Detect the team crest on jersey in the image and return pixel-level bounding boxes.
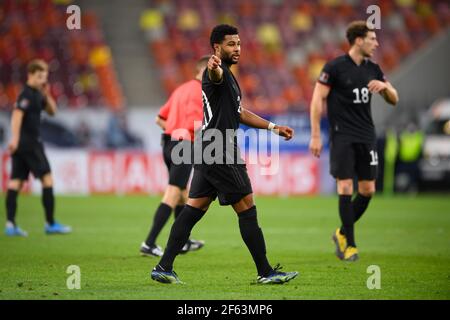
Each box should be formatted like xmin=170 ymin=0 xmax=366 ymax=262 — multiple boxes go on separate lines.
xmin=319 ymin=72 xmax=329 ymax=83
xmin=18 ymin=98 xmax=29 ymax=109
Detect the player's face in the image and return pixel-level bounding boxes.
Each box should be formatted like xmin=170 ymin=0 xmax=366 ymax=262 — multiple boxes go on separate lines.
xmin=217 ymin=35 xmax=241 ymax=65
xmin=360 ymin=31 xmax=379 ymax=58
xmin=29 ymin=70 xmax=49 ymax=87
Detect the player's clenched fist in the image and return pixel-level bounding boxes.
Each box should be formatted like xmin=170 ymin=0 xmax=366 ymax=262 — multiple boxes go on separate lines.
xmin=275 ymin=125 xmax=294 ymax=141
xmin=208 ymin=55 xmax=221 ymax=70
xmin=367 ymin=80 xmax=387 ymax=93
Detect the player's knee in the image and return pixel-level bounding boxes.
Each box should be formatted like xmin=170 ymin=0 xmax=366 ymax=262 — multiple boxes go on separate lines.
xmin=359 ymin=186 xmax=375 ymax=197
xmin=178 ymin=189 xmax=188 ymax=205
xmin=186 ymin=197 xmax=211 ymax=211
xmin=232 ymin=194 xmax=255 ymax=213
xmin=162 ymin=185 xmax=182 ymax=207
xmin=337 ymin=180 xmax=353 ymax=195
xmin=41 ymin=174 xmax=53 ymax=188
xmin=8 ymin=179 xmax=23 ymax=191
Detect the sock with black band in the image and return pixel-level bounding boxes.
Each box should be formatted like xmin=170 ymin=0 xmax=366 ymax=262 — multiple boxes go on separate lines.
xmin=145 ymin=203 xmax=173 ymax=247
xmin=6 ymin=189 xmax=18 ymax=225
xmin=158 ymin=205 xmax=206 ymax=270
xmin=238 ymin=206 xmax=273 ymax=277
xmin=339 ymin=195 xmax=356 ymax=247
xmin=174 ymin=205 xmax=184 ymax=219
xmin=42 ymin=187 xmax=55 ymax=226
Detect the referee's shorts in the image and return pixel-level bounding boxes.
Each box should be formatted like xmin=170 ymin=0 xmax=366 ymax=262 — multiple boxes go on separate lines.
xmin=162 ymin=134 xmax=193 ymax=189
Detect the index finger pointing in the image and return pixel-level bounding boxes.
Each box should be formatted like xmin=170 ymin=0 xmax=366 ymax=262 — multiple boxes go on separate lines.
xmin=214 ymin=47 xmax=222 ymax=60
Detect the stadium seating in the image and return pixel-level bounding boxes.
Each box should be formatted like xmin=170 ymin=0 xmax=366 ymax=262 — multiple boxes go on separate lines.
xmin=141 ymin=0 xmax=450 ymax=114
xmin=0 ymin=0 xmax=124 ymax=110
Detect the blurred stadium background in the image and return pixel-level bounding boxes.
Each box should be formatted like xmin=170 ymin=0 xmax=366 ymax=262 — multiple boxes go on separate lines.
xmin=0 ymin=0 xmax=449 ymax=196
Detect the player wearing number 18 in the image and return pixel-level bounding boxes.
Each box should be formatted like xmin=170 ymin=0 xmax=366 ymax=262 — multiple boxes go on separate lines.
xmin=309 ymin=21 xmax=399 ymax=261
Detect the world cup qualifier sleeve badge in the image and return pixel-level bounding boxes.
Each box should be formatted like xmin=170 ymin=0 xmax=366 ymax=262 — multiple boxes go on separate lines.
xmin=319 ymin=71 xmax=330 ymax=85
xmin=16 ymin=98 xmax=30 ymax=111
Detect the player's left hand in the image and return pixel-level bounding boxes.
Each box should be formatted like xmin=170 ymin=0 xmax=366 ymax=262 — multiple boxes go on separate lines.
xmin=368 ymin=80 xmax=387 ymax=94
xmin=274 ymin=125 xmax=294 ymax=140
xmin=41 ymin=83 xmax=50 ymax=96
xmin=8 ymin=139 xmax=18 ymax=155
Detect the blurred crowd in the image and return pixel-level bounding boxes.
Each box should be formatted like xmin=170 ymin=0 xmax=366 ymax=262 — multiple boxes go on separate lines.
xmin=0 ymin=0 xmax=124 ymax=110
xmin=1 ymin=0 xmax=448 ymax=113
xmin=140 ymin=0 xmax=450 ymax=113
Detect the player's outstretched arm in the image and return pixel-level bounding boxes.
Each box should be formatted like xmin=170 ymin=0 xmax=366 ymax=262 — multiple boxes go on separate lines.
xmin=8 ymin=109 xmax=24 ymax=154
xmin=207 ymin=51 xmax=223 ymax=84
xmin=368 ymin=80 xmax=399 ymax=106
xmin=239 ymin=107 xmax=294 ymax=140
xmin=309 ymin=82 xmax=330 ymax=158
xmin=42 ymin=83 xmax=57 ymax=116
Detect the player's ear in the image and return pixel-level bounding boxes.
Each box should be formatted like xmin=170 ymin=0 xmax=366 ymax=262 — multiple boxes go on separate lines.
xmin=214 ymin=44 xmax=221 ymax=58
xmin=355 ymin=37 xmax=363 ymax=47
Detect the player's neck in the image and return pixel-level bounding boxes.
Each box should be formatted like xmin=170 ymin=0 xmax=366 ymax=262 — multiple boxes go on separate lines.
xmin=348 ymin=48 xmax=364 ymax=66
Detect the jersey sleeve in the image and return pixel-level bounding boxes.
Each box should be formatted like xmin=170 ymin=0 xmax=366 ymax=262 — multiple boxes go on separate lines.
xmin=204 ymin=66 xmax=225 ymax=87
xmin=318 ymin=61 xmax=336 ymax=87
xmin=14 ymin=93 xmax=30 ymax=112
xmin=158 ymin=96 xmax=172 ymax=120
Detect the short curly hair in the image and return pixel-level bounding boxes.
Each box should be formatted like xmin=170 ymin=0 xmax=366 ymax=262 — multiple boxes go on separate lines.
xmin=210 ymin=24 xmax=239 ymax=49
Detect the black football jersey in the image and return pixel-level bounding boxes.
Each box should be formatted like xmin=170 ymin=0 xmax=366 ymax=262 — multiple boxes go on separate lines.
xmin=14 ymin=85 xmax=47 ymax=150
xmin=318 ymin=54 xmax=386 ymax=143
xmin=199 ymin=63 xmax=243 ymax=165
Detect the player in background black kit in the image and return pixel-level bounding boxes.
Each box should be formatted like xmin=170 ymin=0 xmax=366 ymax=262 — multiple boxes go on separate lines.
xmin=309 ymin=21 xmax=399 ymax=261
xmin=5 ymin=59 xmax=72 ymax=236
xmin=151 ymin=24 xmax=298 ymax=284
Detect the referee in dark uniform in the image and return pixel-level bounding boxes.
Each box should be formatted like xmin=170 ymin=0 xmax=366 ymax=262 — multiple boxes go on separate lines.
xmin=151 ymin=24 xmax=298 ymax=284
xmin=309 ymin=21 xmax=399 ymax=261
xmin=5 ymin=59 xmax=71 ymax=236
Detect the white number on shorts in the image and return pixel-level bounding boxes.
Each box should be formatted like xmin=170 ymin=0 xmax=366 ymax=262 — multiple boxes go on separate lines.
xmin=369 ymin=150 xmax=378 ymax=166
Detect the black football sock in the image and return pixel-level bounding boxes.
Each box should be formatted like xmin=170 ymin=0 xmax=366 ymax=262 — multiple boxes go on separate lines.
xmin=158 ymin=205 xmax=206 ymax=270
xmin=145 ymin=203 xmax=173 ymax=247
xmin=6 ymin=189 xmax=18 ymax=225
xmin=174 ymin=205 xmax=184 ymax=219
xmin=353 ymin=193 xmax=372 ymax=223
xmin=340 ymin=193 xmax=372 ymax=232
xmin=238 ymin=206 xmax=273 ymax=277
xmin=42 ymin=187 xmax=55 ymax=226
xmin=339 ymin=195 xmax=356 ymax=247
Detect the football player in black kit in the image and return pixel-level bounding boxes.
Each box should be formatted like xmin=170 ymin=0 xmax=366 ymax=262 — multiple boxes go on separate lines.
xmin=309 ymin=21 xmax=399 ymax=261
xmin=5 ymin=59 xmax=72 ymax=236
xmin=151 ymin=24 xmax=298 ymax=284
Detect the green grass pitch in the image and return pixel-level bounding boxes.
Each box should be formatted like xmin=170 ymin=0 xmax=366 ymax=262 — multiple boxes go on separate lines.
xmin=0 ymin=194 xmax=449 ymax=300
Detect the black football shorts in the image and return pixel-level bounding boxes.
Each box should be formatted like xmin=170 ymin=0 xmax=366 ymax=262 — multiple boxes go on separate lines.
xmin=329 ymin=136 xmax=378 ymax=181
xmin=189 ymin=164 xmax=253 ymax=206
xmin=11 ymin=143 xmax=51 ymax=180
